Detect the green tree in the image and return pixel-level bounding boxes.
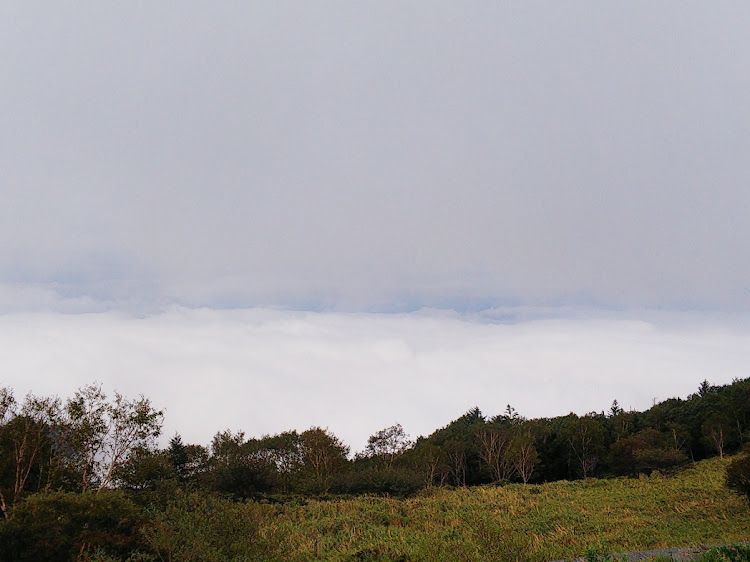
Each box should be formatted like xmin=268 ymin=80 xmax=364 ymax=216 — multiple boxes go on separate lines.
xmin=63 ymin=383 xmax=164 ymax=492
xmin=254 ymin=431 xmax=304 ymax=492
xmin=209 ymin=430 xmax=276 ymax=498
xmin=508 ymin=428 xmax=539 ymax=484
xmin=423 ymin=407 xmax=486 ymax=486
xmin=609 ymin=428 xmax=688 ymax=476
xmin=702 ymin=413 xmax=734 ymax=459
xmin=445 ymin=439 xmax=468 ymax=486
xmin=0 ymin=390 xmax=62 ymax=517
xmin=300 ymin=427 xmax=349 ymax=494
xmin=0 ymin=386 xmax=16 ymax=518
xmin=698 ymin=379 xmax=714 ymax=396
xmin=561 ymin=414 xmax=608 ymax=478
xmin=495 ymin=404 xmax=525 ymax=427
xmin=364 ymin=423 xmax=412 ymax=469
xmin=726 ymin=378 xmax=750 ymax=447
xmin=168 ymin=434 xmax=188 ymax=478
xmin=114 ymin=446 xmax=172 ymax=491
xmin=406 ymin=441 xmax=449 ymax=487
xmin=608 ymin=400 xmax=624 ymax=417
xmin=726 ymin=452 xmax=750 ymax=505
xmin=161 ymin=434 xmax=209 ymax=486
xmin=476 ymin=425 xmax=513 ymax=482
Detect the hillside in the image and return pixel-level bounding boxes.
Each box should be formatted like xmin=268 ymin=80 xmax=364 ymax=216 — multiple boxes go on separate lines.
xmin=3 ymin=379 xmax=750 ymax=560
xmin=266 ymin=456 xmax=749 ymax=561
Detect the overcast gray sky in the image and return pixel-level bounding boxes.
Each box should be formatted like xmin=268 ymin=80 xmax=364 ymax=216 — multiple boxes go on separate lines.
xmin=2 ymin=2 xmax=748 ymax=312
xmin=2 ymin=4 xmax=749 ymax=448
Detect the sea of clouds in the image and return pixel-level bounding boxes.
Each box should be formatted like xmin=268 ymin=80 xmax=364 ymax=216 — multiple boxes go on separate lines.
xmin=2 ymin=306 xmax=748 ymax=454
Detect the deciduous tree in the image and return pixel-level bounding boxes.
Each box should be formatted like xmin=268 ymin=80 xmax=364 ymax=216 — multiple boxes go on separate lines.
xmin=562 ymin=414 xmax=608 ymax=478
xmin=63 ymin=383 xmax=163 ymax=492
xmin=300 ymin=427 xmax=349 ymax=494
xmin=477 ymin=426 xmax=513 ymax=482
xmin=509 ymin=429 xmax=539 ymax=484
xmin=0 ymin=390 xmax=61 ymax=516
xmin=364 ymin=424 xmax=412 ymax=468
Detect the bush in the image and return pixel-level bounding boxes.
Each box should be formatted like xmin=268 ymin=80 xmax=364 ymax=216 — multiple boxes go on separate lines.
xmin=140 ymin=491 xmax=282 ymax=561
xmin=699 ymin=544 xmax=750 ymax=561
xmin=344 ymin=466 xmax=424 ymax=496
xmin=609 ymin=429 xmax=688 ymax=476
xmin=0 ymin=490 xmax=149 ymax=561
xmin=726 ymin=454 xmax=750 ymax=505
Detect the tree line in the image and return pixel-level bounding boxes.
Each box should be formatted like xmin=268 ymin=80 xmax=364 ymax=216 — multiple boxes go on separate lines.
xmin=2 ymin=377 xmax=750 ymax=507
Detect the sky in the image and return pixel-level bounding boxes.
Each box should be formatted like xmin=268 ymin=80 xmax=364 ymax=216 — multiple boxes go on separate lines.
xmin=1 ymin=4 xmax=749 ymax=451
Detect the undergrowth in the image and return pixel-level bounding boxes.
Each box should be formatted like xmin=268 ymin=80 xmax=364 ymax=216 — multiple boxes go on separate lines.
xmin=264 ymin=457 xmax=749 ymax=561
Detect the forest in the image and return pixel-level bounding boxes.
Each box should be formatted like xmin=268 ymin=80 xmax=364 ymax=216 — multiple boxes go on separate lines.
xmin=1 ymin=377 xmax=750 ymax=560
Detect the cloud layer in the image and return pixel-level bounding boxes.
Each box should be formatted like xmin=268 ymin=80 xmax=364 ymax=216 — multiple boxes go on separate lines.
xmin=2 ymin=308 xmax=748 ymax=452
xmin=1 ymin=3 xmax=749 ymax=310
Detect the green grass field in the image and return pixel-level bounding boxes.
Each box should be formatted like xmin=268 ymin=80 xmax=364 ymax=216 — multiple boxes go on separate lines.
xmin=260 ymin=457 xmax=749 ymax=561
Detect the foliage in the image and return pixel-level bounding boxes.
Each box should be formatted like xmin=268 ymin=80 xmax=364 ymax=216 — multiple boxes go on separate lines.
xmin=4 ymin=377 xmax=750 ymax=502
xmin=698 ymin=544 xmax=750 ymax=562
xmin=509 ymin=427 xmax=539 ymax=484
xmin=113 ymin=446 xmax=172 ymax=492
xmin=208 ymin=429 xmax=278 ymax=499
xmin=1 ymin=435 xmax=748 ymax=560
xmin=363 ymin=424 xmax=412 ymax=468
xmin=405 ymin=441 xmax=450 ymax=487
xmin=299 ymin=427 xmax=350 ymax=494
xmin=0 ymin=490 xmax=148 ymax=561
xmin=0 ymin=389 xmax=62 ymax=515
xmin=725 ymin=453 xmax=750 ymax=504
xmin=266 ymin=457 xmax=749 ymax=561
xmin=345 ymin=464 xmax=424 ymax=496
xmin=172 ymin=438 xmax=210 ymax=484
xmin=609 ymin=428 xmax=688 ymax=476
xmin=476 ymin=424 xmax=514 ymax=481
xmin=582 ymin=537 xmax=616 ymax=562
xmin=140 ymin=491 xmax=281 ymax=561
xmin=1 ymin=378 xmax=750 ymax=560
xmin=562 ymin=413 xmax=609 ymax=478
xmin=64 ymin=383 xmax=164 ymax=492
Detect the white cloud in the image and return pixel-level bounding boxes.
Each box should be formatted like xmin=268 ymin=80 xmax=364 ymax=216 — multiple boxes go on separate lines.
xmin=1 ymin=307 xmax=748 ymax=453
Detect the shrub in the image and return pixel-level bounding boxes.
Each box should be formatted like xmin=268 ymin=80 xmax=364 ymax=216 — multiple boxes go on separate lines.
xmin=726 ymin=454 xmax=750 ymax=505
xmin=140 ymin=491 xmax=282 ymax=561
xmin=0 ymin=490 xmax=149 ymax=561
xmin=699 ymin=544 xmax=750 ymax=561
xmin=345 ymin=466 xmax=424 ymax=496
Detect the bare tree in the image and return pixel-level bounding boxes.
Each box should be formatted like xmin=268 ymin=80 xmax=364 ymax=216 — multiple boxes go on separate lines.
xmin=477 ymin=427 xmax=513 ymax=481
xmin=702 ymin=415 xmax=731 ymax=459
xmin=410 ymin=443 xmax=449 ymax=487
xmin=509 ymin=430 xmax=538 ymax=484
xmin=445 ymin=440 xmax=467 ymax=487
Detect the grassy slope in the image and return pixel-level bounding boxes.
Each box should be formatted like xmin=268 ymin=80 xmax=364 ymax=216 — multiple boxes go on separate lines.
xmin=265 ymin=457 xmax=750 ymax=561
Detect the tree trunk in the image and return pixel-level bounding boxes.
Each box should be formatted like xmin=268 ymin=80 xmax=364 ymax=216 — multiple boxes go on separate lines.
xmin=0 ymin=490 xmax=8 ymax=520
